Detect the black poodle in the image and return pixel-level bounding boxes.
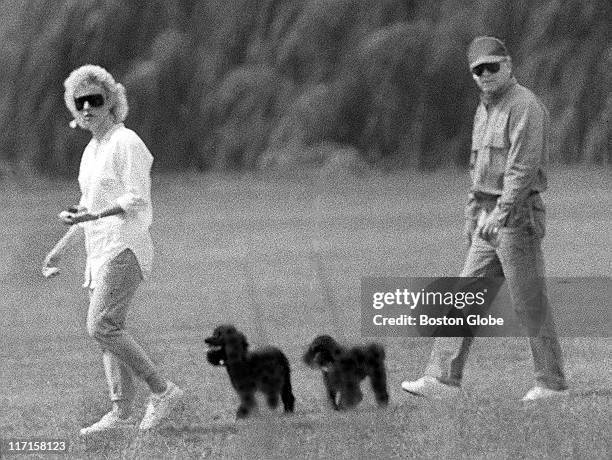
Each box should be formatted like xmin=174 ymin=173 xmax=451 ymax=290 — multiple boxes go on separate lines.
xmin=205 ymin=324 xmax=295 ymax=418
xmin=303 ymin=335 xmax=389 ymax=410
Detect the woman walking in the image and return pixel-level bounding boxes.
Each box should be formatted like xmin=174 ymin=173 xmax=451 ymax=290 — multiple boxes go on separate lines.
xmin=43 ymin=65 xmax=183 ymax=434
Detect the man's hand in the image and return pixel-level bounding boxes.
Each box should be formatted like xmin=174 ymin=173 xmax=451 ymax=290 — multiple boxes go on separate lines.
xmin=477 ymin=207 xmax=503 ymax=243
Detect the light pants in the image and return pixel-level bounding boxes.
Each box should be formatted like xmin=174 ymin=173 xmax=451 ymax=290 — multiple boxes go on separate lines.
xmin=424 ymin=219 xmax=567 ymax=391
xmin=87 ymin=249 xmax=158 ymax=403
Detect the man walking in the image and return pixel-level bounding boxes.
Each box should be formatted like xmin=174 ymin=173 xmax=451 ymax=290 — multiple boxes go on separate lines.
xmin=401 ymin=36 xmax=568 ymax=400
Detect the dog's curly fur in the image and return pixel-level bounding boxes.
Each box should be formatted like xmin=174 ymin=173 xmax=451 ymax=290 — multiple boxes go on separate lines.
xmin=205 ymin=324 xmax=295 ymax=418
xmin=303 ymin=335 xmax=389 ymax=410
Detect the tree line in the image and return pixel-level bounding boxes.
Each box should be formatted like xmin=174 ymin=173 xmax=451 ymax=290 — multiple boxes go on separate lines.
xmin=0 ymin=0 xmax=609 ymax=176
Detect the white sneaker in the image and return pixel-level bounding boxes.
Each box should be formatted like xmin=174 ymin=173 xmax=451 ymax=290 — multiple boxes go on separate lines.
xmin=522 ymin=386 xmax=569 ymax=401
xmin=79 ymin=411 xmax=136 ymax=436
xmin=139 ymin=381 xmax=184 ymax=430
xmin=401 ymin=376 xmax=461 ymax=399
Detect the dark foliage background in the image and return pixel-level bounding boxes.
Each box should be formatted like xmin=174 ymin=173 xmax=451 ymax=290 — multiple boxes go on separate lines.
xmin=0 ymin=0 xmax=609 ymax=176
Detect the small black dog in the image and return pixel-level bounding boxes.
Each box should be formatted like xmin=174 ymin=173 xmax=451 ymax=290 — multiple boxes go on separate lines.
xmin=205 ymin=324 xmax=295 ymax=418
xmin=303 ymin=335 xmax=389 ymax=410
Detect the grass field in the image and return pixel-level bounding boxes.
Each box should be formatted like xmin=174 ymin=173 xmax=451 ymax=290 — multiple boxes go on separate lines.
xmin=0 ymin=167 xmax=610 ymax=459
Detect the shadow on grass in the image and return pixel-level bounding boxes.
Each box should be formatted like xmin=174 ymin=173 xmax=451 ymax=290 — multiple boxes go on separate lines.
xmin=158 ymin=424 xmax=238 ymax=435
xmin=572 ymin=388 xmax=612 ymax=397
xmin=81 ymin=429 xmax=137 ymax=456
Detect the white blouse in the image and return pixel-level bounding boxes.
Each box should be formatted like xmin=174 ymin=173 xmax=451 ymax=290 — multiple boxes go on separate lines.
xmin=77 ymin=124 xmax=154 ymax=288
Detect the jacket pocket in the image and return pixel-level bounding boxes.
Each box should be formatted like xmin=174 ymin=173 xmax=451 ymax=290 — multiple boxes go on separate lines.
xmin=483 ymin=130 xmax=509 ymax=191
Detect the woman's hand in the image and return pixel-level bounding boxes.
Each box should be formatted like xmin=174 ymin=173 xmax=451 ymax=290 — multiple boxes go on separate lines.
xmin=69 ymin=211 xmax=99 ymax=224
xmin=43 ymin=250 xmax=60 ymax=268
xmin=58 ymin=208 xmax=98 ymax=225
xmin=42 ymin=251 xmax=61 ymax=278
xmin=42 ymin=207 xmax=84 ymax=278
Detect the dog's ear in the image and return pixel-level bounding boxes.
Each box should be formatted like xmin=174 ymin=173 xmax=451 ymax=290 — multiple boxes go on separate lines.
xmin=225 ymin=331 xmax=248 ymax=361
xmin=206 ymin=348 xmax=225 ymax=366
xmin=323 ymin=336 xmax=342 ymax=362
xmin=316 ymin=344 xmax=337 ymax=366
xmin=319 ymin=348 xmax=335 ymax=365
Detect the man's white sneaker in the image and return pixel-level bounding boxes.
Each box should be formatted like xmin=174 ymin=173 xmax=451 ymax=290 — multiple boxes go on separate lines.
xmin=79 ymin=411 xmax=136 ymax=436
xmin=139 ymin=381 xmax=184 ymax=430
xmin=401 ymin=376 xmax=461 ymax=399
xmin=522 ymin=386 xmax=568 ymax=401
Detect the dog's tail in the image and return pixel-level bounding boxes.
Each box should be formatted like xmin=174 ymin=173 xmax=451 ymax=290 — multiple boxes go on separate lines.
xmin=281 ymin=354 xmax=295 ymax=413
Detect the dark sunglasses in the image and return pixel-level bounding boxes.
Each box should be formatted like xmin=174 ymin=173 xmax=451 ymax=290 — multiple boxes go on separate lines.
xmin=471 ymin=62 xmax=501 ymax=77
xmin=74 ymin=94 xmax=105 ymax=111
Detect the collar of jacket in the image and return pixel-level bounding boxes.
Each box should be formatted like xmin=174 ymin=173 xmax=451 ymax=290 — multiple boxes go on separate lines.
xmin=480 ymin=76 xmax=517 ymax=107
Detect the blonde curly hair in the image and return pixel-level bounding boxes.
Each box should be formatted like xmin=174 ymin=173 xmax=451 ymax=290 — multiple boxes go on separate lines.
xmin=64 ymin=65 xmax=129 ymax=125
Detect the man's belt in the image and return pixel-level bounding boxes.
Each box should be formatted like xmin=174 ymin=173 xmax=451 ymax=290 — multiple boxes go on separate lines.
xmin=473 ymin=191 xmax=500 ymax=201
xmin=473 ymin=190 xmax=539 ymax=202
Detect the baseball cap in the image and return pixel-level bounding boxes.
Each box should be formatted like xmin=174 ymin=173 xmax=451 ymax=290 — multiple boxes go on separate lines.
xmin=467 ymin=36 xmax=509 ymax=69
